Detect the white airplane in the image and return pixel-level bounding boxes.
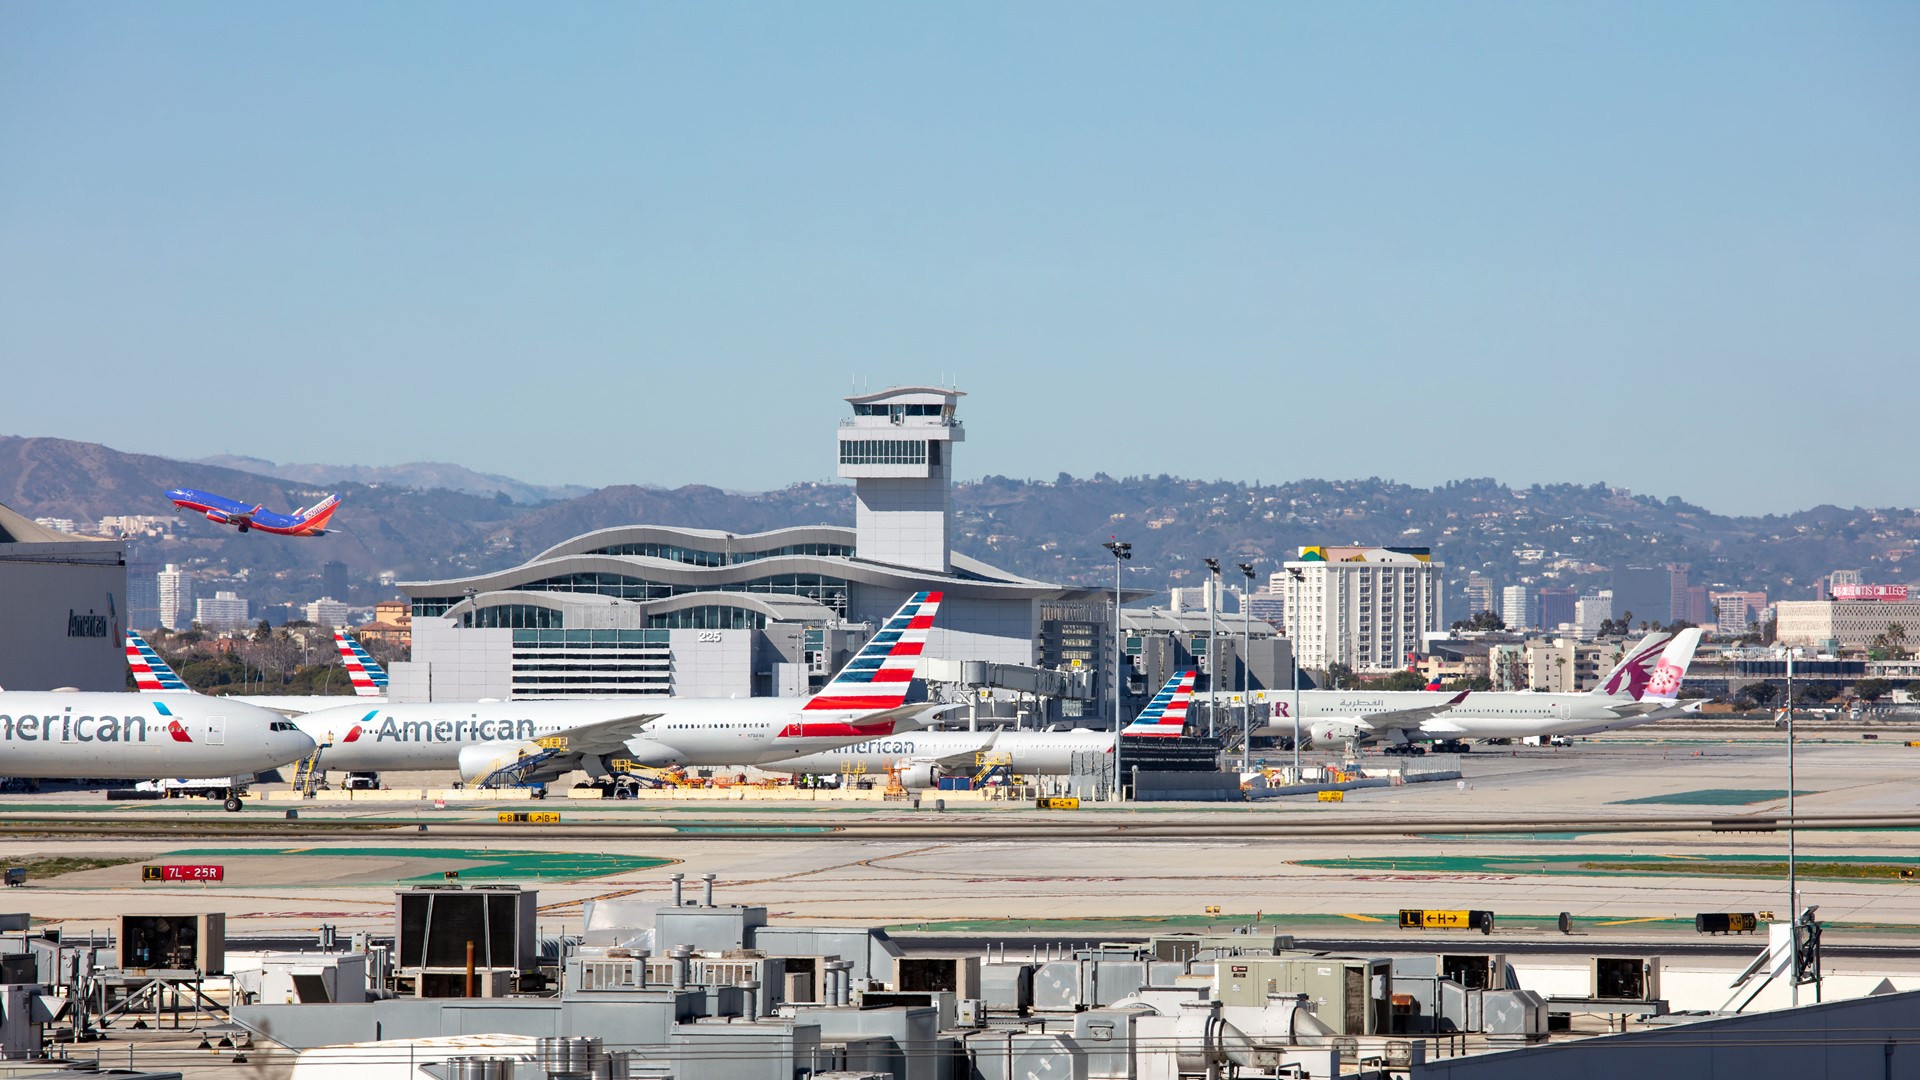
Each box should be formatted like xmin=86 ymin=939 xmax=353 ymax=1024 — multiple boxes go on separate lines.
xmin=758 ymin=669 xmax=1200 ymax=787
xmin=1268 ymin=629 xmax=1704 ymax=747
xmin=0 ymin=692 xmax=314 ymax=809
xmin=125 ymin=629 xmax=389 ymax=712
xmin=294 ymin=591 xmax=958 ymax=785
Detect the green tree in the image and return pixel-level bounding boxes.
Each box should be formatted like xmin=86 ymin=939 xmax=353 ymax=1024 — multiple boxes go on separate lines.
xmin=1853 ymin=678 xmax=1892 ymax=703
xmin=1794 ymin=681 xmax=1840 ymax=705
xmin=1323 ymin=662 xmax=1355 ymax=690
xmin=1743 ymin=682 xmax=1779 ymax=708
xmin=1378 ymin=671 xmax=1429 ymax=692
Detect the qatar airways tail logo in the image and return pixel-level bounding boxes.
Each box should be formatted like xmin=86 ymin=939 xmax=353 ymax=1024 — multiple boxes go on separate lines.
xmin=1601 ymin=640 xmax=1668 ymax=699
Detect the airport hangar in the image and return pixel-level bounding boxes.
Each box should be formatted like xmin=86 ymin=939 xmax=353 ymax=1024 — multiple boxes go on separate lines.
xmin=0 ymin=501 xmax=127 ymax=691
xmin=391 ymin=386 xmax=1292 ymax=717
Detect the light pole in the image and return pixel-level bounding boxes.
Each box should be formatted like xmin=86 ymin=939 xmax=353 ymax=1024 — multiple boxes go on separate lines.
xmin=1204 ymin=558 xmax=1221 ymax=740
xmin=1287 ymin=567 xmax=1306 ymax=776
xmin=1104 ymin=540 xmax=1132 ymax=802
xmin=1787 ymin=645 xmax=1798 ymax=1006
xmin=1238 ymin=562 xmax=1255 ymax=774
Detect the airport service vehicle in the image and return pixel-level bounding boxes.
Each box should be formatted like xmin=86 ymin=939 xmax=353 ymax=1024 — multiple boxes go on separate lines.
xmin=166 ymin=487 xmax=341 ymax=536
xmin=126 ymin=629 xmax=389 ymax=712
xmin=758 ymin=670 xmax=1199 ymax=787
xmin=1270 ymin=629 xmax=1703 ymax=748
xmin=0 ymin=692 xmax=314 ymax=809
xmin=295 ymin=592 xmax=955 ymax=785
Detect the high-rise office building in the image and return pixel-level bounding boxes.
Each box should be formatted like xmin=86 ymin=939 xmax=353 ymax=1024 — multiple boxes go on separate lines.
xmin=1465 ymin=573 xmax=1496 ymax=617
xmin=1537 ymin=587 xmax=1577 ymax=630
xmin=1609 ymin=565 xmax=1676 ymax=627
xmin=322 ymin=560 xmax=350 ymax=603
xmin=1500 ymin=585 xmax=1536 ymax=631
xmin=305 ymin=596 xmax=350 ymax=627
xmin=157 ymin=564 xmax=194 ymax=631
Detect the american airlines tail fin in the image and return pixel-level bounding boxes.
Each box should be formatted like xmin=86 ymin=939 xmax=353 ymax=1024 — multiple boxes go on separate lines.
xmin=1589 ymin=632 xmax=1674 ymax=701
xmin=125 ymin=631 xmax=191 ymax=693
xmin=334 ymin=630 xmax=389 ymax=696
xmin=1642 ymin=628 xmax=1703 ymax=704
xmin=1123 ymin=670 xmax=1197 ymax=736
xmin=803 ymin=592 xmax=943 ymax=712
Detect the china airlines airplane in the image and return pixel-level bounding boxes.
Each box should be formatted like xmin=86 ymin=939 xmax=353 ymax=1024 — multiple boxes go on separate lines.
xmin=756 ymin=669 xmax=1200 ymax=786
xmin=1266 ymin=629 xmax=1703 ymax=747
xmin=293 ymin=592 xmax=956 ymax=785
xmin=126 ymin=630 xmax=388 ymax=712
xmin=0 ymin=692 xmax=313 ymax=809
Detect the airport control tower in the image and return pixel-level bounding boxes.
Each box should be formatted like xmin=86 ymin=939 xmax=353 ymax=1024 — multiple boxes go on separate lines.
xmin=837 ymin=386 xmax=965 ymax=573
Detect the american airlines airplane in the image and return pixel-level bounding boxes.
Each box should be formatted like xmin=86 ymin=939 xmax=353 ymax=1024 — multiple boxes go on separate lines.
xmin=126 ymin=630 xmax=389 ymax=712
xmin=293 ymin=592 xmax=957 ymax=785
xmin=0 ymin=692 xmax=314 ymax=809
xmin=1266 ymin=629 xmax=1704 ymax=747
xmin=757 ymin=670 xmax=1200 ymax=787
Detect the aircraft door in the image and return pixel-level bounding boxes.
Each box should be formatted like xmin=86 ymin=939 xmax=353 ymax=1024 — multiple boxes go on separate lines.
xmin=206 ymin=717 xmax=226 ymax=745
xmin=1550 ymin=702 xmax=1570 ymax=724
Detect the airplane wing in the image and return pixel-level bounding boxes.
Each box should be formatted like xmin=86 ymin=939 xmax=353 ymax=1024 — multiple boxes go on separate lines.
xmin=545 ymin=711 xmax=672 ymax=758
xmin=1350 ymin=691 xmax=1472 ymax=733
xmin=924 ymin=729 xmax=998 ymax=770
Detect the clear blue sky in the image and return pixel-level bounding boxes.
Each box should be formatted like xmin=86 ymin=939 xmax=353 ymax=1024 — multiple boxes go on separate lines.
xmin=3 ymin=3 xmax=1914 ymax=515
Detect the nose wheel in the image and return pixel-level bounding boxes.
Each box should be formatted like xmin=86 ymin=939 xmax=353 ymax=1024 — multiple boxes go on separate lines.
xmin=223 ymin=791 xmax=243 ymax=812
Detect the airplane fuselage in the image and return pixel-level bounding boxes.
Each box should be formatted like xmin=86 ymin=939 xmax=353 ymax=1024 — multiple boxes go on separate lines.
xmin=0 ymin=693 xmax=314 ymax=778
xmin=760 ymin=729 xmax=1116 ymax=778
xmin=296 ymin=697 xmax=935 ymax=774
xmin=1267 ymin=690 xmax=1657 ymax=742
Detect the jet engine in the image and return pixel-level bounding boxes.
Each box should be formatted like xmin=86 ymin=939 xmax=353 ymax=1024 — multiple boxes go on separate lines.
xmin=609 ymin=739 xmax=686 ymax=769
xmin=1307 ymin=721 xmax=1371 ymax=746
xmin=204 ymin=511 xmax=230 ymax=524
xmin=458 ymin=741 xmax=544 ymax=784
xmin=898 ymin=764 xmax=941 ymax=790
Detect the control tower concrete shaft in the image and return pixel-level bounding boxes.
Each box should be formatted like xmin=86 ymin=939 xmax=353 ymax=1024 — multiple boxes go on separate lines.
xmin=837 ymin=386 xmax=965 ymax=573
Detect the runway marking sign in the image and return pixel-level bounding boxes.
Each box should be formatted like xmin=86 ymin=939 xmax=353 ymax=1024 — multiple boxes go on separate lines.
xmin=498 ymin=811 xmax=562 ymax=824
xmin=142 ymin=864 xmax=224 ymax=883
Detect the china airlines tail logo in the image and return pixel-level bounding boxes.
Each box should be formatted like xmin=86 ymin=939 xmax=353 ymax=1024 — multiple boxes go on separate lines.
xmin=801 ymin=591 xmax=942 ymax=713
xmin=1601 ymin=639 xmax=1669 ymax=699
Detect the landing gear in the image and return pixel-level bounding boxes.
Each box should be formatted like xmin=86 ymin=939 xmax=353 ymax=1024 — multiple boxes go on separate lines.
xmin=223 ymin=791 xmax=243 ymax=812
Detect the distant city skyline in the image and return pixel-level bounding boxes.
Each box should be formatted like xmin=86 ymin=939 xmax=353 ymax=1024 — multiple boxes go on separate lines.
xmin=3 ymin=4 xmax=1914 ymax=515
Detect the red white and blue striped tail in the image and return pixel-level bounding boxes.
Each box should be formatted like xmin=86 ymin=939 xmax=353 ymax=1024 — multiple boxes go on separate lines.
xmin=1123 ymin=669 xmax=1197 ymax=736
xmin=125 ymin=631 xmax=191 ymax=693
xmin=803 ymin=591 xmax=943 ymax=712
xmin=334 ymin=630 xmax=389 ymax=696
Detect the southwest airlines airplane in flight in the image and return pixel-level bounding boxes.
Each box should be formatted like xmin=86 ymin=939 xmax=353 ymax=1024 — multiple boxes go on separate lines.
xmin=0 ymin=692 xmax=313 ymax=808
xmin=758 ymin=669 xmax=1200 ymax=787
xmin=167 ymin=487 xmax=341 ymax=536
xmin=294 ymin=591 xmax=957 ymax=785
xmin=1265 ymin=628 xmax=1704 ymax=747
xmin=126 ymin=629 xmax=388 ymax=713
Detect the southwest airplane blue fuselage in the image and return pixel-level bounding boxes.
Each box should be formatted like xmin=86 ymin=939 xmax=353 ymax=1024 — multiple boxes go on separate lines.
xmin=167 ymin=488 xmax=340 ymax=537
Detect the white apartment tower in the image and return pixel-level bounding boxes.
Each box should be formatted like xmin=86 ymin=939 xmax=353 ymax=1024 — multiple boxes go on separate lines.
xmin=156 ymin=563 xmax=194 ymax=631
xmin=837 ymin=386 xmax=965 ymax=573
xmin=194 ymin=590 xmax=251 ymax=631
xmin=1281 ymin=545 xmax=1443 ymax=675
xmin=1501 ymin=585 xmax=1535 ymax=631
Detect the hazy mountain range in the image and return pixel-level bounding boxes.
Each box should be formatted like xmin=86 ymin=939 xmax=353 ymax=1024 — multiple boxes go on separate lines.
xmin=2 ymin=434 xmax=1913 ymax=616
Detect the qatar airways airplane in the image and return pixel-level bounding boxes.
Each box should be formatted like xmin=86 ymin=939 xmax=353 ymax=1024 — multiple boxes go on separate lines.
xmin=0 ymin=692 xmax=314 ymax=809
xmin=294 ymin=592 xmax=957 ymax=785
xmin=1265 ymin=628 xmax=1704 ymax=747
xmin=757 ymin=669 xmax=1200 ymax=787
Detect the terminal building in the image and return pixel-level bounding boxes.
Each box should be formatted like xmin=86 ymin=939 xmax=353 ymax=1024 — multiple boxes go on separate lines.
xmin=393 ymin=387 xmax=1128 ymax=713
xmin=0 ymin=501 xmax=127 ymax=691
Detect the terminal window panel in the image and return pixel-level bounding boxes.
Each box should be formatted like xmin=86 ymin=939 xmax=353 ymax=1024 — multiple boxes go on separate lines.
xmin=838 ymin=439 xmax=928 ymax=466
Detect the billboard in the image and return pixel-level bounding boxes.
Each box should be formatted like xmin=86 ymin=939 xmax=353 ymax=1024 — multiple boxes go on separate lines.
xmin=1832 ymin=584 xmax=1909 ymax=602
